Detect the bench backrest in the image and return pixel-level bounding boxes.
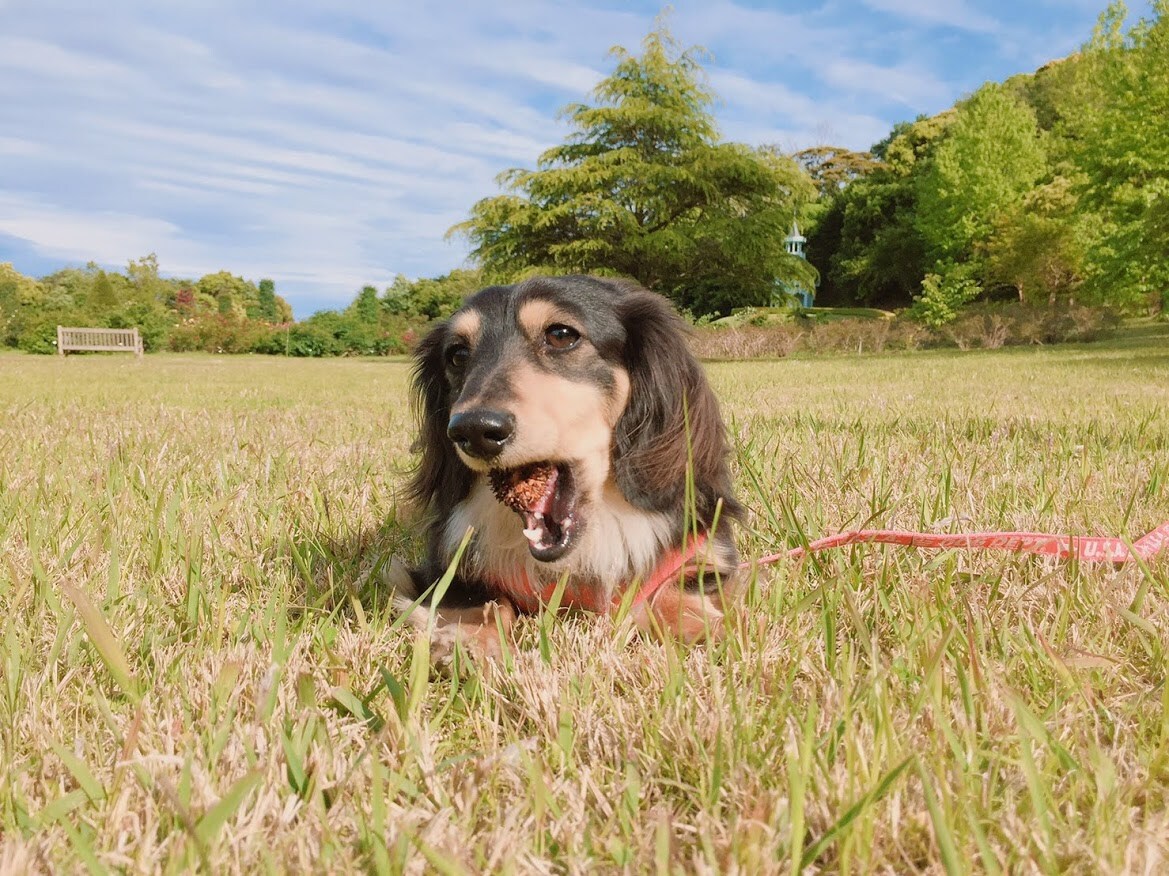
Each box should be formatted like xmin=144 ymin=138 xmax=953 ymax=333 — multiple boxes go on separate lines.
xmin=57 ymin=326 xmax=144 ymax=357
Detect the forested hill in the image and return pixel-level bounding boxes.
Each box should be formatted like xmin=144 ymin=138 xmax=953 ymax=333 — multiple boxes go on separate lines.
xmin=806 ymin=1 xmax=1168 ymax=320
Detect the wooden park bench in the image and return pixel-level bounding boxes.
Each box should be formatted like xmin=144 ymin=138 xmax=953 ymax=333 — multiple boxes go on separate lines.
xmin=57 ymin=326 xmax=144 ymax=358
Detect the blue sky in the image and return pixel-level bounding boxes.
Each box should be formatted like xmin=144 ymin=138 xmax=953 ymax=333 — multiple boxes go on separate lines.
xmin=0 ymin=0 xmax=1149 ymax=317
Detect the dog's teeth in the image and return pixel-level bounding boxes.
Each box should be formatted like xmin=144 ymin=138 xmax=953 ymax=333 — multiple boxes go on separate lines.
xmin=533 ymin=512 xmax=544 ymax=521
xmin=523 ymin=527 xmax=542 ymax=543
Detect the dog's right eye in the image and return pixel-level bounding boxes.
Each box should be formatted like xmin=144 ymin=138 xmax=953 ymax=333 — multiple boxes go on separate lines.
xmin=446 ymin=345 xmax=470 ymax=369
xmin=544 ymin=324 xmax=580 ymax=350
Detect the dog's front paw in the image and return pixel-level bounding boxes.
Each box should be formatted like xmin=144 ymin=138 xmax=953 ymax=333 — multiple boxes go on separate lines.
xmin=380 ymin=556 xmax=418 ymax=598
xmin=396 ymin=594 xmax=516 ymax=668
xmin=630 ymin=588 xmax=725 ymax=644
xmin=429 ymin=600 xmax=516 ymax=666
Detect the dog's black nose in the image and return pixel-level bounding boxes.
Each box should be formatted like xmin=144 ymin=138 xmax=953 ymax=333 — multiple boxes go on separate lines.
xmin=448 ymin=410 xmax=515 ymax=460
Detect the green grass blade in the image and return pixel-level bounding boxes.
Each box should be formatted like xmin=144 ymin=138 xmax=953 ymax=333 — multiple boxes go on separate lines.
xmin=61 ymin=582 xmax=141 ymax=703
xmin=916 ymin=759 xmax=963 ymax=876
xmin=49 ymin=740 xmax=106 ymax=803
xmin=801 ymin=756 xmax=912 ymax=869
xmin=194 ymin=769 xmax=264 ymax=847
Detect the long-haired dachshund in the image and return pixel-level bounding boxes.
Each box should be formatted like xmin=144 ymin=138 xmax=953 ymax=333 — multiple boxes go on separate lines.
xmin=389 ymin=275 xmax=742 ymax=660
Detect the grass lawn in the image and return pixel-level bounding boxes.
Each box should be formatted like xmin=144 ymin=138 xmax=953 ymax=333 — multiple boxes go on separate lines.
xmin=2 ymin=328 xmax=1169 ymax=873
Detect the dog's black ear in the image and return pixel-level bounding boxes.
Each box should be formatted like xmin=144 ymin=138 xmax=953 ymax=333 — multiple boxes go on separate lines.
xmin=612 ymin=288 xmax=741 ymax=525
xmin=409 ymin=322 xmax=473 ymax=520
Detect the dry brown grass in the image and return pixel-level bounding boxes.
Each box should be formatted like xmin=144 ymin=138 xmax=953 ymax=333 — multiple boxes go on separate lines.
xmin=688 ymin=303 xmax=1118 ymax=361
xmin=2 ymin=331 xmax=1168 ymax=873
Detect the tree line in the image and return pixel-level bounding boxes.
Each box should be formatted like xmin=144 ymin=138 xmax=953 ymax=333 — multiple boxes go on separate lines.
xmin=2 ymin=1 xmax=1164 ymax=355
xmin=0 ymin=256 xmax=479 ymax=355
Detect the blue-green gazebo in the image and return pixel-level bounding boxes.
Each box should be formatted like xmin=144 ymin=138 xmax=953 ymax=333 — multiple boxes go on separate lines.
xmin=772 ymin=220 xmax=816 ymax=308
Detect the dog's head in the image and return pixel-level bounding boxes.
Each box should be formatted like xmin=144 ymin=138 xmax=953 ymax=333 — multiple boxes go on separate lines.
xmin=410 ymin=275 xmax=737 ymax=564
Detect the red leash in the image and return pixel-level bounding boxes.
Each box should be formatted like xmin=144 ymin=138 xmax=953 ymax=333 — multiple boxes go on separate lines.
xmin=496 ymin=520 xmax=1169 ymax=615
xmin=751 ymin=520 xmax=1169 ymax=568
xmin=629 ymin=519 xmax=1169 ymax=610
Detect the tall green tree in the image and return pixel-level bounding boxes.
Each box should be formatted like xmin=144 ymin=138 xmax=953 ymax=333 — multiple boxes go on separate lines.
xmin=91 ymin=270 xmax=119 ymax=312
xmin=350 ymin=285 xmax=380 ymax=323
xmin=451 ymin=23 xmax=815 ymax=316
xmin=986 ymin=177 xmax=1085 ymax=302
xmin=126 ymin=253 xmax=163 ymax=302
xmin=257 ymin=278 xmax=280 ymax=322
xmin=197 ymin=271 xmax=256 ymax=320
xmin=1065 ymin=0 xmax=1169 ymax=310
xmin=791 ymin=145 xmax=883 ymax=198
xmin=824 ymin=115 xmax=950 ymax=307
xmin=914 ymin=84 xmax=1047 ymax=270
xmin=382 ymin=270 xmax=478 ymax=320
xmin=0 ymin=263 xmax=45 ymax=346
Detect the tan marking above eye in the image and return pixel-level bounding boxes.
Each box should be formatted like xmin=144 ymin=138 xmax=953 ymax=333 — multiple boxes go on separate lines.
xmin=449 ymin=310 xmax=482 ymax=347
xmin=518 ymin=299 xmax=582 ymax=344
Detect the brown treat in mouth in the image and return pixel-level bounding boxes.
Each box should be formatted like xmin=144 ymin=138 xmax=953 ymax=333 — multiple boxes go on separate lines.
xmin=489 ymin=462 xmax=558 ymax=513
xmin=489 ymin=461 xmax=580 ymax=561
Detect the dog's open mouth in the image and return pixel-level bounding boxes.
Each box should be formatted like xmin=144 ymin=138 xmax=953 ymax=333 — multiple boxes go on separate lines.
xmin=489 ymin=462 xmax=580 ymax=562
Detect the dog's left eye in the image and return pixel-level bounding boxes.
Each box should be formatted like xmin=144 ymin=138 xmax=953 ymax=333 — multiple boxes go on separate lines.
xmin=446 ymin=344 xmax=470 ymax=369
xmin=544 ymin=324 xmax=580 ymax=350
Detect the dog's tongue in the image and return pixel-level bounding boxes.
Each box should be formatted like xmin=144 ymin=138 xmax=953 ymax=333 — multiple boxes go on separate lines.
xmin=527 ymin=473 xmax=557 ymax=516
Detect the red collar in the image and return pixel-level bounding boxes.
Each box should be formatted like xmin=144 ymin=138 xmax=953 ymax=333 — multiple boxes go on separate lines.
xmin=490 ymin=532 xmax=708 ymax=614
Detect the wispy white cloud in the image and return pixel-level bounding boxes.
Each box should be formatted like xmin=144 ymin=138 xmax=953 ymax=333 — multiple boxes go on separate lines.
xmin=0 ymin=35 xmax=137 ymax=82
xmin=859 ymin=0 xmax=1001 ymax=33
xmin=0 ymin=136 xmax=39 ymax=156
xmin=711 ymin=71 xmax=892 ymax=151
xmin=0 ymin=195 xmax=184 ymax=267
xmin=820 ymin=59 xmax=950 ymax=108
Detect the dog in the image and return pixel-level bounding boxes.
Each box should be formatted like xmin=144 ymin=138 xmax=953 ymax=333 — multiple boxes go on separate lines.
xmin=389 ymin=275 xmax=742 ymax=660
